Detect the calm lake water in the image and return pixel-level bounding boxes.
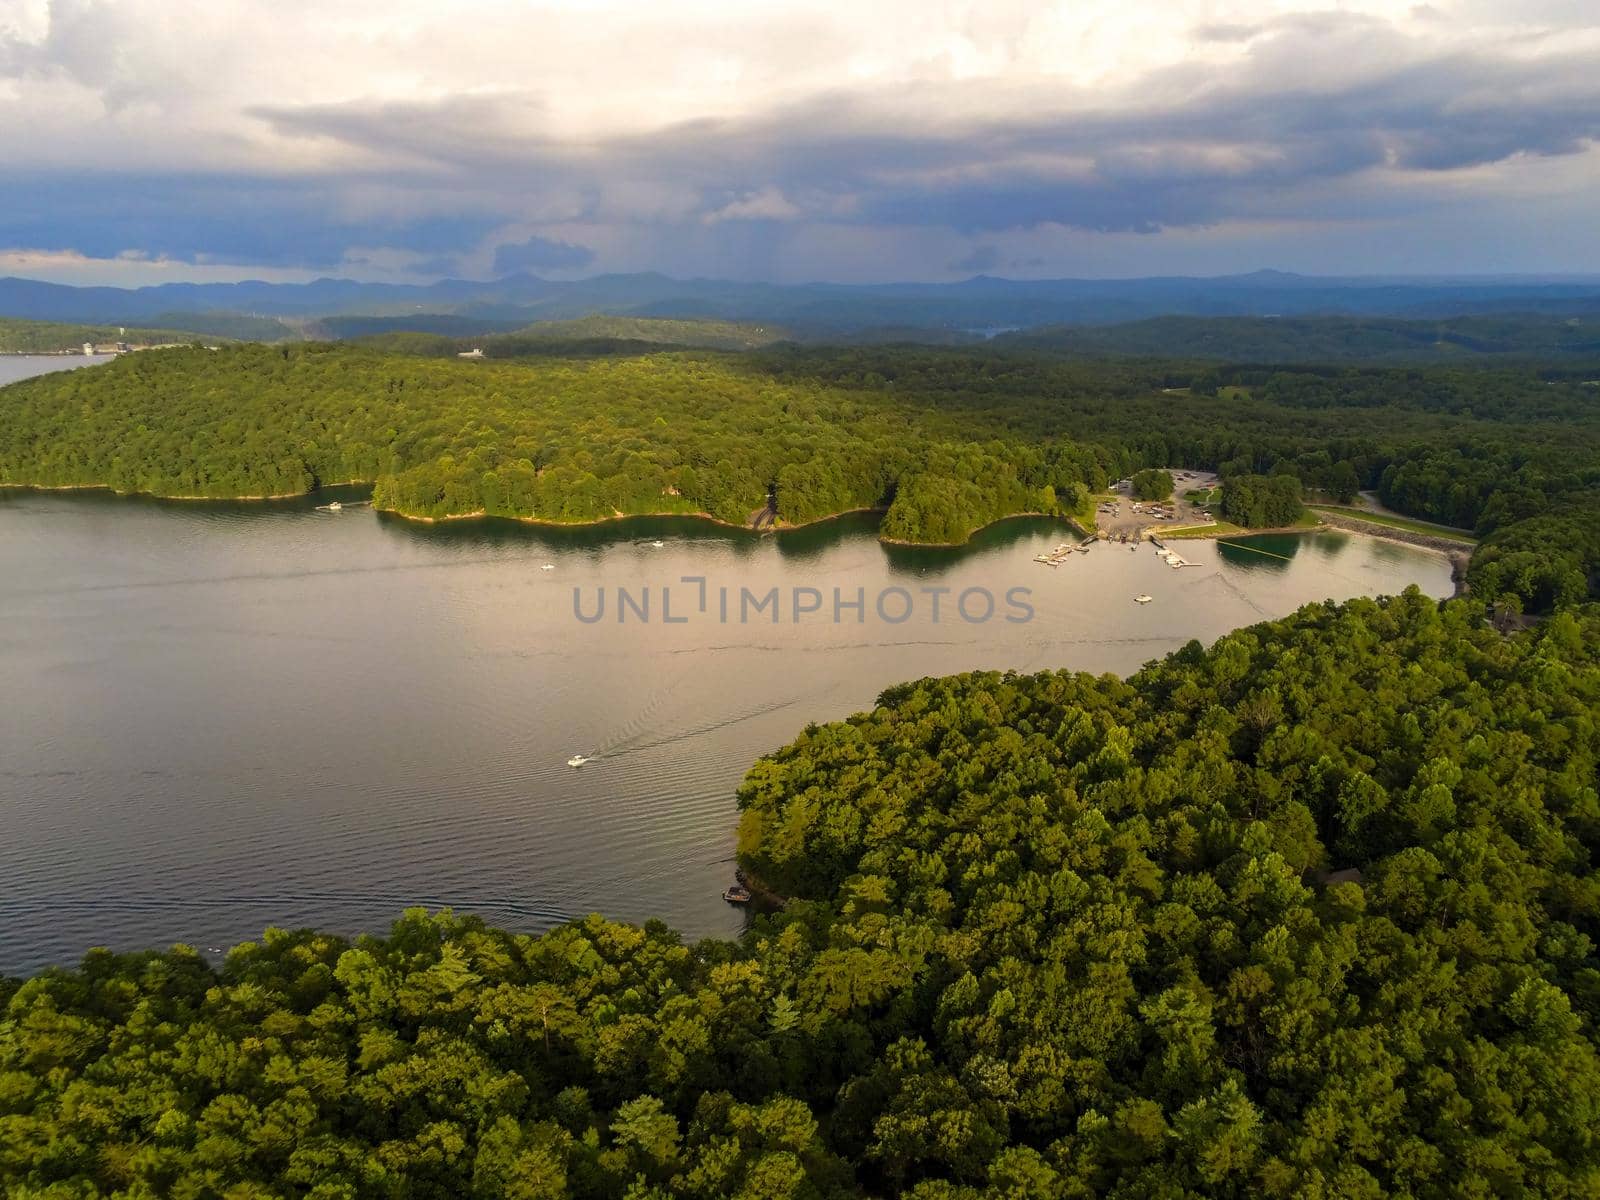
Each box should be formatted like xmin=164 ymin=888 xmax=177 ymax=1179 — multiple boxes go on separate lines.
xmin=0 ymin=354 xmax=113 ymax=385
xmin=0 ymin=485 xmax=1455 ymax=973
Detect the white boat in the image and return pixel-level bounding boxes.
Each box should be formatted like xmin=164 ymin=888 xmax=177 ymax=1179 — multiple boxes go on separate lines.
xmin=327 ymin=501 xmax=342 ymax=512
xmin=650 ymin=540 xmax=664 ymax=548
xmin=1134 ymin=594 xmax=1153 ymax=604
xmin=567 ymin=754 xmax=590 ymax=768
xmin=540 ymin=563 xmax=555 ymax=571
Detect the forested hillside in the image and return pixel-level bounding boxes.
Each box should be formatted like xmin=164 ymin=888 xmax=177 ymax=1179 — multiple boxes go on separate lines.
xmin=0 ymin=318 xmax=213 ymax=354
xmin=2 ymin=342 xmax=1599 ymax=604
xmin=353 ymin=314 xmax=788 ymax=357
xmin=505 ymin=316 xmax=788 ymax=351
xmin=4 ymin=593 xmax=1598 ymax=1197
xmin=0 ymin=344 xmax=1105 ymax=544
xmin=1218 ymin=474 xmax=1303 ymax=528
xmin=998 ymin=314 xmax=1600 ymax=363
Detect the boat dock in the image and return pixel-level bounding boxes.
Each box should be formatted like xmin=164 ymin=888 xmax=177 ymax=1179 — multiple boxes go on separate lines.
xmin=1032 ymin=532 xmax=1102 ymax=566
xmin=1033 ymin=529 xmax=1199 ymax=572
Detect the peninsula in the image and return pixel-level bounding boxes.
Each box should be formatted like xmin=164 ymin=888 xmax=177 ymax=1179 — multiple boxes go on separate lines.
xmin=0 ymin=341 xmax=1595 ymax=610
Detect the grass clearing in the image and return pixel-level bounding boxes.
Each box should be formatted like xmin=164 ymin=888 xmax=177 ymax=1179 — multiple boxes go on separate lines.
xmin=1157 ymin=520 xmax=1245 ymax=539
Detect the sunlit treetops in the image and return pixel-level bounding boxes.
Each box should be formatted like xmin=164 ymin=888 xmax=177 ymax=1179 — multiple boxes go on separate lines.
xmin=2 ymin=592 xmax=1598 ymax=1196
xmin=2 ymin=341 xmax=1598 ymax=606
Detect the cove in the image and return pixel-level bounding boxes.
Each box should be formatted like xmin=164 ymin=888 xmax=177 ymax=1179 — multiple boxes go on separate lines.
xmin=0 ymin=488 xmax=1453 ymax=972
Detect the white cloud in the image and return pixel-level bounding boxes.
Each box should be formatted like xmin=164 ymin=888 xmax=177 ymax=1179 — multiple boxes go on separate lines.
xmin=2 ymin=0 xmax=1559 ymax=171
xmin=2 ymin=1 xmax=1598 ymax=280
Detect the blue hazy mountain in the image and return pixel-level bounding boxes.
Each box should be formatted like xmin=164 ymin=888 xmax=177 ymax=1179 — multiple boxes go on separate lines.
xmin=3 ymin=269 xmax=1599 ymax=337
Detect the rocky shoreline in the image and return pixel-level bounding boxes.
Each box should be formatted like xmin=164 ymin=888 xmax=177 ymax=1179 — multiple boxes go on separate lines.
xmin=1315 ymin=510 xmax=1474 ymax=595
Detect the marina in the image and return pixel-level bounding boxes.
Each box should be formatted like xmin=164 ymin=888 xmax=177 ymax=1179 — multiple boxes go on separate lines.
xmin=1034 ymin=532 xmax=1199 ymax=573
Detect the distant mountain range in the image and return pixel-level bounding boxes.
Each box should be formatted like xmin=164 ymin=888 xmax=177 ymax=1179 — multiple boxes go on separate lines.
xmin=4 ymin=269 xmax=1600 ymax=339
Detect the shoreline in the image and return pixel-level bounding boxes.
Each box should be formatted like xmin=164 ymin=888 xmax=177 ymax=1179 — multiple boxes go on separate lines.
xmin=0 ymin=479 xmax=1472 ymax=561
xmin=0 ymin=480 xmax=885 ymax=539
xmin=1310 ymin=507 xmax=1476 ymax=545
xmin=1311 ymin=510 xmax=1475 ymax=558
xmin=386 ymin=502 xmax=1102 ymax=547
xmin=0 ymin=482 xmax=308 ymax=501
xmin=375 ymin=503 xmax=768 ymax=535
xmin=878 ymin=510 xmax=1092 ymax=548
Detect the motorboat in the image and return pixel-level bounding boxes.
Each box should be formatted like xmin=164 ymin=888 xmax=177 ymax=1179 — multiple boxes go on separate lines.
xmin=722 ymin=884 xmax=752 ymax=904
xmin=1134 ymin=594 xmax=1153 ymax=604
xmin=540 ymin=563 xmax=556 ymax=571
xmin=567 ymin=754 xmax=591 ymax=768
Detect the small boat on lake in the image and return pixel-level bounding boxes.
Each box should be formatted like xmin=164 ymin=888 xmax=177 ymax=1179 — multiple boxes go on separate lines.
xmin=650 ymin=540 xmax=664 ymax=548
xmin=540 ymin=563 xmax=555 ymax=571
xmin=1135 ymin=594 xmax=1153 ymax=604
xmin=327 ymin=501 xmax=342 ymax=512
xmin=567 ymin=754 xmax=591 ymax=768
xmin=722 ymin=884 xmax=752 ymax=904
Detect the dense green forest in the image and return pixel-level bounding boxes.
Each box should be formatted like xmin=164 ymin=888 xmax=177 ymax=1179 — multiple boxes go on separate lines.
xmin=2 ymin=342 xmax=1599 ymax=603
xmin=4 ymin=593 xmax=1598 ymax=1197
xmin=0 ymin=318 xmax=217 ymax=354
xmin=998 ymin=314 xmax=1600 ymax=363
xmin=0 ymin=314 xmax=293 ymax=349
xmin=1218 ymin=475 xmax=1304 ymax=529
xmin=346 ymin=316 xmax=787 ymax=355
xmin=313 ymin=315 xmax=528 ymax=341
xmin=0 ymin=344 xmax=1104 ymax=544
xmin=499 ymin=316 xmax=789 ymax=351
xmin=1129 ymin=469 xmax=1173 ymax=501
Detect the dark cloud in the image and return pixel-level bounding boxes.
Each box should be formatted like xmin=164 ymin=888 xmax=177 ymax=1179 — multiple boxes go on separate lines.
xmin=948 ymin=245 xmax=1002 ymax=273
xmin=249 ymin=14 xmax=1600 ymax=251
xmin=492 ymin=235 xmax=596 ymax=274
xmin=8 ymin=7 xmax=1600 ymax=277
xmin=407 ymin=255 xmax=467 ymax=277
xmin=0 ymin=172 xmax=502 ymax=269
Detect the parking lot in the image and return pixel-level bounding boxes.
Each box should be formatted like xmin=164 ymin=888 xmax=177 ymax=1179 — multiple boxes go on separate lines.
xmin=1097 ymin=470 xmax=1220 ymax=535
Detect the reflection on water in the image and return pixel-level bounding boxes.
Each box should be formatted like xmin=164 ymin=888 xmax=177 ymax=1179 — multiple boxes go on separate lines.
xmin=0 ymin=489 xmax=1454 ymax=972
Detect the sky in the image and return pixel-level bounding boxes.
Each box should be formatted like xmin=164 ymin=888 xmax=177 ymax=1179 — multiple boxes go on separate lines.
xmin=1 ymin=0 xmax=1598 ymax=286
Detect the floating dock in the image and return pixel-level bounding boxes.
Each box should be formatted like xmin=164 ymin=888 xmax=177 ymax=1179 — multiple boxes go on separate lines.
xmin=1035 ymin=541 xmax=1077 ymax=567
xmin=1034 ymin=535 xmax=1101 ymax=567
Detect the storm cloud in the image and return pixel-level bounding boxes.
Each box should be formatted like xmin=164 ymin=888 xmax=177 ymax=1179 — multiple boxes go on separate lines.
xmin=1 ymin=0 xmax=1597 ymax=282
xmin=492 ymin=235 xmax=596 ymax=274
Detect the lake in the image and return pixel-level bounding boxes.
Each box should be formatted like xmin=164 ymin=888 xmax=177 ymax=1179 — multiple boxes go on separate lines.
xmin=0 ymin=354 xmax=113 ymax=386
xmin=0 ymin=486 xmax=1457 ymax=973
